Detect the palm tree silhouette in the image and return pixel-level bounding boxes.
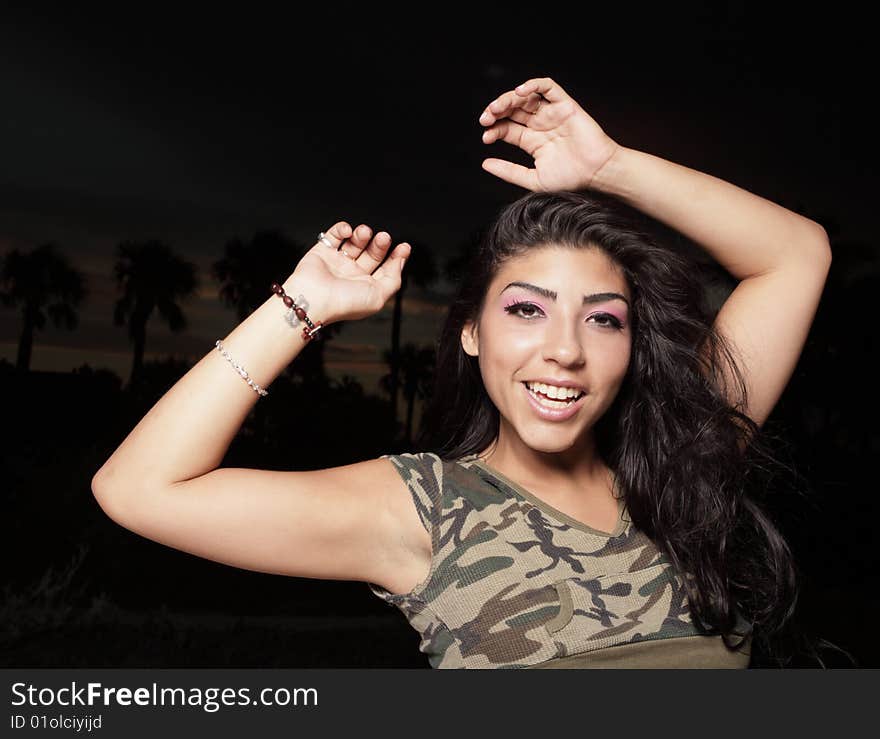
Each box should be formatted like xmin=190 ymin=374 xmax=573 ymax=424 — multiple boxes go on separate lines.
xmin=388 ymin=240 xmax=437 ymax=427
xmin=112 ymin=240 xmax=198 ymax=389
xmin=212 ymin=229 xmax=345 ymax=386
xmin=380 ymin=342 xmax=436 ymax=446
xmin=0 ymin=242 xmax=87 ymax=372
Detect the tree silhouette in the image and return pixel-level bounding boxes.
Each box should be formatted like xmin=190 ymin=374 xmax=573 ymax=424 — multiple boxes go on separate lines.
xmin=112 ymin=240 xmax=198 ymax=389
xmin=388 ymin=240 xmax=437 ymax=427
xmin=212 ymin=229 xmax=344 ymax=386
xmin=380 ymin=342 xmax=436 ymax=446
xmin=0 ymin=242 xmax=87 ymax=372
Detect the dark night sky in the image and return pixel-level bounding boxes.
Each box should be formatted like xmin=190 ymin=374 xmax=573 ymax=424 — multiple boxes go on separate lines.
xmin=0 ymin=5 xmax=873 ymax=383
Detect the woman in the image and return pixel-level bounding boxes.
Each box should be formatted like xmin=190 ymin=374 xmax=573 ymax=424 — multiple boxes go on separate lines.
xmin=91 ymin=77 xmax=833 ymax=668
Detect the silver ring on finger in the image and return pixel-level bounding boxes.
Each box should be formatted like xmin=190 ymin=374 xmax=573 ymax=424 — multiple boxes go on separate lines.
xmin=317 ymin=231 xmax=334 ymax=248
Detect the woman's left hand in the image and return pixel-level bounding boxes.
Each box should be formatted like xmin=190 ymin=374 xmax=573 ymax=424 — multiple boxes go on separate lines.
xmin=479 ymin=77 xmax=620 ymax=192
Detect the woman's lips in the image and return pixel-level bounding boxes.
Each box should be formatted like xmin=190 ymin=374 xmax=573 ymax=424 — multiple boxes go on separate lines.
xmin=522 ymin=381 xmax=586 ymax=421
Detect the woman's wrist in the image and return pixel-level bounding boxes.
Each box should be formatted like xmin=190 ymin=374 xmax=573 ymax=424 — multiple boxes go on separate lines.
xmin=586 ymin=143 xmax=630 ymax=195
xmin=280 ymin=274 xmax=336 ymax=328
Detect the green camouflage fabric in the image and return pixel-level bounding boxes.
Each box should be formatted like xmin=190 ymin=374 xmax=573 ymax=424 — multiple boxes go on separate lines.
xmin=367 ymin=451 xmax=751 ymax=669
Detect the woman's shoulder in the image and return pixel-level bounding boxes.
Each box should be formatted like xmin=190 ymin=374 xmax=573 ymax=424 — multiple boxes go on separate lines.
xmin=381 ymin=449 xmax=480 ymax=469
xmin=379 ymin=450 xmax=492 ymax=498
xmin=380 ymin=450 xmax=444 ymax=486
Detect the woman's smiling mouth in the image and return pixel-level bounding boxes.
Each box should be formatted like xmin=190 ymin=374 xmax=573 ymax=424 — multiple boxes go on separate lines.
xmin=521 ymin=381 xmax=587 ymax=420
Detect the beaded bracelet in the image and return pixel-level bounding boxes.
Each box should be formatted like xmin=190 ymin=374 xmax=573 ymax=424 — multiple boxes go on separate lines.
xmin=271 ymin=282 xmax=324 ymax=342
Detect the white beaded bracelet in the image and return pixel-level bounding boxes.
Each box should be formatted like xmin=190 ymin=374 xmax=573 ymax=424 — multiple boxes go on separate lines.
xmin=215 ymin=339 xmax=268 ymax=397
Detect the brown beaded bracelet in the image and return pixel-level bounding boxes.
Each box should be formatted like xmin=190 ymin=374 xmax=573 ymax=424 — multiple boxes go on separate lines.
xmin=271 ymin=282 xmax=324 ymax=342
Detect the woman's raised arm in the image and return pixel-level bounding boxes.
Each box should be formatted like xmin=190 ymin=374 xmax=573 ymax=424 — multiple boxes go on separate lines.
xmin=89 ymin=222 xmax=427 ymax=592
xmin=92 ymin=221 xmax=409 ymax=493
xmin=589 ymin=144 xmax=831 ymax=429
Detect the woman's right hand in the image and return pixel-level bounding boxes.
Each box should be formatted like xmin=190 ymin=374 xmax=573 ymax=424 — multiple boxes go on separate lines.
xmin=286 ymin=221 xmax=411 ymax=325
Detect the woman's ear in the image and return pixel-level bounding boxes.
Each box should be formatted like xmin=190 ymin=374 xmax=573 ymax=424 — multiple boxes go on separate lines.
xmin=461 ymin=320 xmax=479 ymax=357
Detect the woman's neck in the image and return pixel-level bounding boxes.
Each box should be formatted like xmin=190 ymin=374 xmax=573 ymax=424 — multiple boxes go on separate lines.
xmin=476 ymin=430 xmax=612 ymax=502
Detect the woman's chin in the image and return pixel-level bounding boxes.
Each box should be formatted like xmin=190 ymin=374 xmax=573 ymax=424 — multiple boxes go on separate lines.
xmin=516 ymin=429 xmax=585 ymax=454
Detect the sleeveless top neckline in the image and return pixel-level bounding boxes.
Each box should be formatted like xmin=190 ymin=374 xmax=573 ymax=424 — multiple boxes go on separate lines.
xmin=457 ymin=453 xmax=630 ymax=539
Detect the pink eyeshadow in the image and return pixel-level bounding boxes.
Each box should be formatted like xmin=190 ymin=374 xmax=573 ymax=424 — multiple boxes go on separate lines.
xmin=593 ymin=307 xmax=628 ymax=324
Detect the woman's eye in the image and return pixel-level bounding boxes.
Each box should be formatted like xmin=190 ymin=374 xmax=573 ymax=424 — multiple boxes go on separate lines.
xmin=590 ymin=313 xmax=624 ymax=329
xmin=504 ymin=301 xmax=543 ymax=319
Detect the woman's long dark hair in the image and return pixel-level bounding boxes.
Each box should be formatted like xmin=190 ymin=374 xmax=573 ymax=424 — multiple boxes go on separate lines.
xmin=416 ymin=189 xmax=845 ymax=667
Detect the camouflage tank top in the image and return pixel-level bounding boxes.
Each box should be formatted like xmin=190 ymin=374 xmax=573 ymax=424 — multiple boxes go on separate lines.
xmin=366 ymin=451 xmax=752 ymax=669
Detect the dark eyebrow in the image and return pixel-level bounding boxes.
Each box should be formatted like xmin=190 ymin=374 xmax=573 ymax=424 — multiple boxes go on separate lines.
xmin=501 ymin=281 xmax=630 ymax=308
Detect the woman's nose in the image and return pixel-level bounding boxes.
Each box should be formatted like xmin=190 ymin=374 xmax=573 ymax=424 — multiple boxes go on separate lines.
xmin=541 ymin=322 xmax=586 ymax=367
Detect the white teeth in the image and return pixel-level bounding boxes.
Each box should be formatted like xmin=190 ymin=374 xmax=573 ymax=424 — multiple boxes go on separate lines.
xmin=525 ymin=381 xmax=583 ymax=400
xmin=526 ymin=384 xmax=581 ymax=409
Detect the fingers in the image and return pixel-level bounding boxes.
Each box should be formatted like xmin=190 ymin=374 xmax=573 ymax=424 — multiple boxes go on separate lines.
xmin=514 ymin=77 xmax=567 ymax=103
xmin=481 ymin=118 xmax=532 ymax=153
xmin=481 ymin=157 xmax=537 ymax=191
xmin=316 ymin=222 xmax=354 ymax=248
xmin=319 ymin=221 xmax=410 ymax=300
xmin=373 ymin=241 xmax=411 ymax=292
xmin=320 ymin=223 xmax=382 ymax=264
xmin=352 ymin=226 xmax=394 ymax=270
xmin=479 ymin=77 xmax=569 ymax=126
xmin=331 ymin=222 xmax=407 ymax=277
xmin=480 ymin=91 xmax=543 ymax=126
xmin=344 ymin=224 xmax=375 ymax=259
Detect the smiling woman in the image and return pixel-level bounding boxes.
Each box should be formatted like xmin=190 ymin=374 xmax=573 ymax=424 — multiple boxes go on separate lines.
xmin=92 ymin=74 xmax=835 ymax=670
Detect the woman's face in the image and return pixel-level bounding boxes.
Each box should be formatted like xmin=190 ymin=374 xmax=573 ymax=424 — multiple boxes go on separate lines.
xmin=461 ymin=245 xmax=633 ymax=455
